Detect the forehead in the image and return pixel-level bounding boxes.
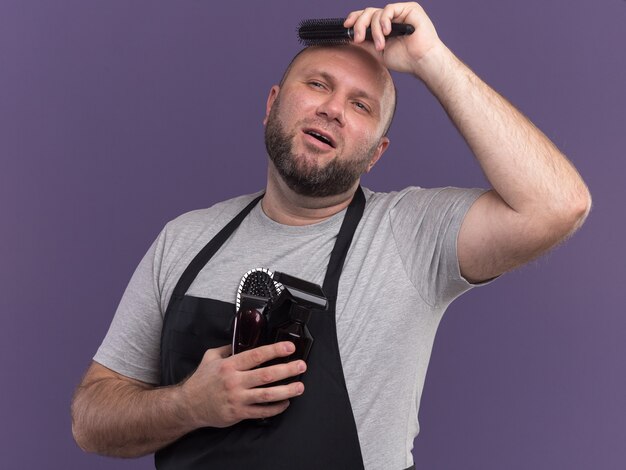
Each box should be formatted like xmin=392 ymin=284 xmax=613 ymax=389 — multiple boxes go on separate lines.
xmin=286 ymin=46 xmax=393 ymax=102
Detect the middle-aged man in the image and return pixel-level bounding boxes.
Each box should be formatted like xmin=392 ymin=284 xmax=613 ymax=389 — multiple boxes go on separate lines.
xmin=72 ymin=3 xmax=591 ymax=470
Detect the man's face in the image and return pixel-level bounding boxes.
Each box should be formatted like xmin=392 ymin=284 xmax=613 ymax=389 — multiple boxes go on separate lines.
xmin=264 ymin=46 xmax=392 ymax=198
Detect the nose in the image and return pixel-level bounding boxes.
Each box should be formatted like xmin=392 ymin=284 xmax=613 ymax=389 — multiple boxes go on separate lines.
xmin=316 ymin=93 xmax=345 ymax=127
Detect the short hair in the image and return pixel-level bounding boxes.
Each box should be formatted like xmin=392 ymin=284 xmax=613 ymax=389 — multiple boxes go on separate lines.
xmin=278 ymin=46 xmax=398 ymax=136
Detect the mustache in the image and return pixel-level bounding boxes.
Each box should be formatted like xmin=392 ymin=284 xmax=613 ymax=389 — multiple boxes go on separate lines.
xmin=295 ymin=119 xmax=342 ymax=147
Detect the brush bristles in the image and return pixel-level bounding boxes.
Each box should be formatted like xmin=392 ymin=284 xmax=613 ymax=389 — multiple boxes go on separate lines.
xmin=297 ymin=18 xmax=352 ymax=46
xmin=235 ymin=268 xmax=283 ymax=312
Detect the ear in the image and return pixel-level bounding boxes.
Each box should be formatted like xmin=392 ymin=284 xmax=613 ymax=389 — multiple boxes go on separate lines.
xmin=365 ymin=136 xmax=390 ymax=172
xmin=263 ymin=85 xmax=280 ymax=126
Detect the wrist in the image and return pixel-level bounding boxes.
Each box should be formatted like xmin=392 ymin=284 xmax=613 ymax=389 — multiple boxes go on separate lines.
xmin=410 ymin=42 xmax=458 ymax=87
xmin=171 ymin=382 xmax=203 ymax=432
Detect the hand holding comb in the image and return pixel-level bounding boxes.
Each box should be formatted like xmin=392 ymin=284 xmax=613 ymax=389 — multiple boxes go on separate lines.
xmin=297 ymin=17 xmax=414 ymax=46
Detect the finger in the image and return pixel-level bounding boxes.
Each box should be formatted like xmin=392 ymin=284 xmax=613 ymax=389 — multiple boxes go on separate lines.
xmin=380 ymin=4 xmax=397 ymax=35
xmin=230 ymin=341 xmax=295 ymax=371
xmin=352 ymin=7 xmax=380 ymax=43
xmin=343 ymin=10 xmax=363 ymax=28
xmin=370 ymin=10 xmax=386 ymax=50
xmin=242 ymin=359 xmax=307 ymax=389
xmin=383 ymin=3 xmax=418 ymax=27
xmin=245 ymin=400 xmax=291 ymax=420
xmin=245 ymin=381 xmax=305 ymax=405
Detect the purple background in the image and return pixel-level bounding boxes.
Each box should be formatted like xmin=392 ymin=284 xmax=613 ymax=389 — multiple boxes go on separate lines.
xmin=2 ymin=0 xmax=624 ymax=468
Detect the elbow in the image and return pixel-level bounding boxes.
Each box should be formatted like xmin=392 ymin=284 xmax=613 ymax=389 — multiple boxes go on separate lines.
xmin=548 ymin=185 xmax=592 ymax=241
xmin=526 ymin=184 xmax=592 ymax=249
xmin=71 ymin=388 xmax=108 ymax=455
xmin=71 ymin=411 xmax=122 ymax=457
xmin=565 ymin=185 xmax=592 ymax=234
xmin=71 ymin=393 xmax=150 ymax=459
xmin=71 ymin=400 xmax=97 ymax=454
xmin=72 ymin=422 xmax=93 ymax=454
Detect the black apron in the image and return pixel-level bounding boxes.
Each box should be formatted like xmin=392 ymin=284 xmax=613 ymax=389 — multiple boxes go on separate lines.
xmin=155 ymin=187 xmax=367 ymax=469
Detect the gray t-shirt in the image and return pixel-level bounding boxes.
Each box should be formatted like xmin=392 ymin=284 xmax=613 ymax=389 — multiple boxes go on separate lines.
xmin=95 ymin=186 xmax=486 ymax=470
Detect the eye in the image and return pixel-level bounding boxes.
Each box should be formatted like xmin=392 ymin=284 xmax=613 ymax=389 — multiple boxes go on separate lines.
xmin=308 ymin=81 xmax=326 ymax=90
xmin=353 ymin=101 xmax=370 ymax=113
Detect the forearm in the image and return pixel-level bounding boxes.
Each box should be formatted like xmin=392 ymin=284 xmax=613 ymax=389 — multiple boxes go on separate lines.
xmin=71 ymin=375 xmax=195 ymax=458
xmin=345 ymin=2 xmax=591 ymax=281
xmin=415 ymin=43 xmax=590 ymax=222
xmin=72 ymin=344 xmax=305 ymax=458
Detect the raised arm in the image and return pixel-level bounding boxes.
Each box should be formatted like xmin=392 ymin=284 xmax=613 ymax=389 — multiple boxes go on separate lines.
xmin=345 ymin=2 xmax=591 ymax=282
xmin=71 ymin=342 xmax=305 ymax=457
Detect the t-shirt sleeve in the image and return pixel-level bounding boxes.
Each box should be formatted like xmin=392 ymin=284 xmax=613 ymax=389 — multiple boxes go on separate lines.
xmin=93 ymin=230 xmax=166 ymax=385
xmin=389 ymin=187 xmax=487 ymax=308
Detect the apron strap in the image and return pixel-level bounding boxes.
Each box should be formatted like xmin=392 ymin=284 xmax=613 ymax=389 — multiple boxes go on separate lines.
xmin=321 ymin=186 xmax=366 ymax=301
xmin=170 ymin=194 xmax=264 ymax=301
xmin=170 ymin=186 xmax=365 ymax=303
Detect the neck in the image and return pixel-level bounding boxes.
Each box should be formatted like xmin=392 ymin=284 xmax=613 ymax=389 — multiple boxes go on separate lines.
xmin=262 ymin=165 xmax=359 ymax=226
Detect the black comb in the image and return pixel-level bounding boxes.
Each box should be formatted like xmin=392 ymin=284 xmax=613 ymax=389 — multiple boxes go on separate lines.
xmin=297 ymin=17 xmax=414 ymax=46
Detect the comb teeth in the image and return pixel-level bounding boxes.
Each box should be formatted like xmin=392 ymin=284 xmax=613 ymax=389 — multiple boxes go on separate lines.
xmin=235 ymin=268 xmax=284 ymax=312
xmin=297 ymin=18 xmax=352 ymax=46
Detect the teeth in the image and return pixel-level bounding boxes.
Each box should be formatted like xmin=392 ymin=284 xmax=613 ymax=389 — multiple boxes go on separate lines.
xmin=307 ymin=131 xmax=332 ymax=146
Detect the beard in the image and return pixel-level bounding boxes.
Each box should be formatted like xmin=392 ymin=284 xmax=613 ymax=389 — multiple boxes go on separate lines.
xmin=264 ymin=96 xmax=379 ymax=198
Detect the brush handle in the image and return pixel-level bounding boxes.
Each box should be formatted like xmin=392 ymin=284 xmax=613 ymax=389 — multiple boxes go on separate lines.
xmin=353 ymin=23 xmax=415 ymax=41
xmin=298 ymin=18 xmax=415 ymax=46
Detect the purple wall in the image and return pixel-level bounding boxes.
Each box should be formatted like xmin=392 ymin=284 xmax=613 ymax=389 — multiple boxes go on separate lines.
xmin=2 ymin=0 xmax=624 ymax=468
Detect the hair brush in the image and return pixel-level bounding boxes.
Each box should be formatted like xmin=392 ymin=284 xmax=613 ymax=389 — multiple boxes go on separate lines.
xmin=235 ymin=268 xmax=283 ymax=312
xmin=297 ymin=17 xmax=414 ymax=46
xmin=232 ymin=268 xmax=284 ymax=355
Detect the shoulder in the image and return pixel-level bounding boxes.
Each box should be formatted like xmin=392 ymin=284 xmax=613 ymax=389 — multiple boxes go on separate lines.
xmin=362 ymin=186 xmax=481 ymax=216
xmin=362 ymin=186 xmax=424 ymax=208
xmin=154 ymin=191 xmax=264 ymax=258
xmin=360 ymin=185 xmax=487 ymax=239
xmin=363 ymin=186 xmax=485 ymax=210
xmin=164 ymin=191 xmax=263 ymax=236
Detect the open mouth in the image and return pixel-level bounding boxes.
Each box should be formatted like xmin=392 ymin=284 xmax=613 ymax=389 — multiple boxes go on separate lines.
xmin=304 ymin=129 xmax=335 ymax=148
